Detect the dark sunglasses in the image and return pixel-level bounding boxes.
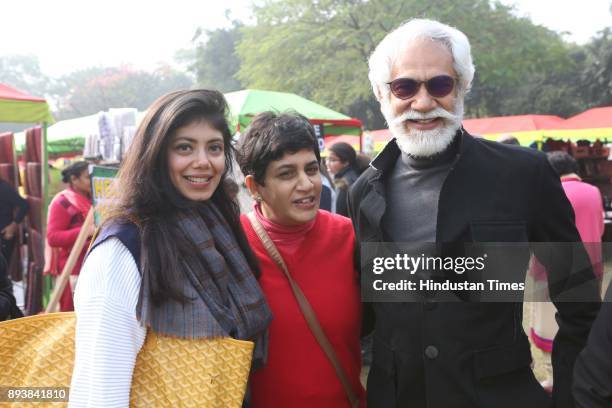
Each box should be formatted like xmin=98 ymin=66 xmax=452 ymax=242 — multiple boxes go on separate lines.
xmin=387 ymin=75 xmax=456 ymax=99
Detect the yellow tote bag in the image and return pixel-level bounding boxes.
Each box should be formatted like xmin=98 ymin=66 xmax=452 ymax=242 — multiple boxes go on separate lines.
xmin=0 ymin=312 xmax=254 ymax=407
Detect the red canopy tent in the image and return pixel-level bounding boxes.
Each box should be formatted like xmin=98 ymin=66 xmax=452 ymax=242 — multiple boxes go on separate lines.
xmin=535 ymin=107 xmax=612 ymax=142
xmin=0 ymin=83 xmax=47 ymax=102
xmin=462 ymin=114 xmax=564 ymax=135
xmin=558 ymin=107 xmax=612 ymax=129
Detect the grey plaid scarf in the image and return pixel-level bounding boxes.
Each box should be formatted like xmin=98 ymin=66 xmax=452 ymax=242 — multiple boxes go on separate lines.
xmin=136 ymin=201 xmax=272 ymax=364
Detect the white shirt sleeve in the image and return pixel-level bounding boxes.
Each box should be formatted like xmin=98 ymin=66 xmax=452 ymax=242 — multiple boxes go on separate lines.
xmin=69 ymin=238 xmax=147 ymax=408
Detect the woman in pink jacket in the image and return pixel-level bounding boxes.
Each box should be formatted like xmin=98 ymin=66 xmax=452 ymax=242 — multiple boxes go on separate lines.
xmin=46 ymin=161 xmax=93 ymax=311
xmin=530 ymin=151 xmax=604 ymax=390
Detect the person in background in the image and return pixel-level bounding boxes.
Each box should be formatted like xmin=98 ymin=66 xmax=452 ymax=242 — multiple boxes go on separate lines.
xmin=237 ymin=112 xmax=364 ymax=407
xmin=319 ymin=163 xmax=337 ymax=213
xmin=46 ymin=161 xmax=93 ymax=312
xmin=69 ymin=90 xmax=271 ymax=407
xmin=530 ymin=151 xmax=605 ymax=391
xmin=326 ymin=142 xmax=361 ymax=217
xmin=0 ymin=178 xmax=29 ymax=268
xmin=0 ymin=252 xmax=23 ymax=321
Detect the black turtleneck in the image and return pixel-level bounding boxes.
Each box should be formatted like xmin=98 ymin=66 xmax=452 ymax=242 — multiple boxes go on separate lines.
xmin=381 ymin=136 xmax=459 ymax=242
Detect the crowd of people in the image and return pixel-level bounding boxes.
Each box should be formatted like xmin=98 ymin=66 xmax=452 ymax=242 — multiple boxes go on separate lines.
xmin=1 ymin=17 xmax=610 ymax=408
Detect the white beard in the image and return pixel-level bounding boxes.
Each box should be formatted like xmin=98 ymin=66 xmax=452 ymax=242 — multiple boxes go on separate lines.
xmin=382 ymin=99 xmax=464 ymax=158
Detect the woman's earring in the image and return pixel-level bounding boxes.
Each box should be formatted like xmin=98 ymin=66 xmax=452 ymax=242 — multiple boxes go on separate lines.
xmin=254 ymin=195 xmax=263 ymax=202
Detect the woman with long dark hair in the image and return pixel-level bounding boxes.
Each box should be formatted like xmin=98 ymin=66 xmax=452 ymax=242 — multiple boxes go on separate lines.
xmin=69 ymin=90 xmax=272 ymax=407
xmin=46 ymin=161 xmax=92 ymax=311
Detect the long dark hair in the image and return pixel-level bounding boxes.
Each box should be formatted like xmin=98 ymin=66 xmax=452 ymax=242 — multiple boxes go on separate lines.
xmin=106 ymin=89 xmax=259 ymax=304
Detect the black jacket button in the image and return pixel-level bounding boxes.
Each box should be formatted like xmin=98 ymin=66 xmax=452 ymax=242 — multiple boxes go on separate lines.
xmin=425 ymin=345 xmax=439 ymax=359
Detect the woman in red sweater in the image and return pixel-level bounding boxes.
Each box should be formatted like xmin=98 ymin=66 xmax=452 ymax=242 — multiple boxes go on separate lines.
xmin=46 ymin=161 xmax=93 ymax=311
xmin=237 ymin=112 xmax=365 ymax=408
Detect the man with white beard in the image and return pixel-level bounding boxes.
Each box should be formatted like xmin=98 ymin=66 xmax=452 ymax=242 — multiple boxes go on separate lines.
xmin=348 ymin=19 xmax=601 ymax=408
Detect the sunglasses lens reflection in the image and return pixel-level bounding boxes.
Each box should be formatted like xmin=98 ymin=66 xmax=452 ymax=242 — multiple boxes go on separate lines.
xmin=390 ymin=78 xmax=419 ymax=99
xmin=427 ymin=76 xmax=455 ymax=97
xmin=389 ymin=75 xmax=455 ymax=99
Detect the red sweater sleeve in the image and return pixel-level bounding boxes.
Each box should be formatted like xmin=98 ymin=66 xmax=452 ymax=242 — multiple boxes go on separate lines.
xmin=47 ymin=198 xmax=81 ymax=248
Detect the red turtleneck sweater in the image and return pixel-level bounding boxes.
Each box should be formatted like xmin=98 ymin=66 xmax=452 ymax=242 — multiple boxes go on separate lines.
xmin=241 ymin=209 xmax=364 ymax=408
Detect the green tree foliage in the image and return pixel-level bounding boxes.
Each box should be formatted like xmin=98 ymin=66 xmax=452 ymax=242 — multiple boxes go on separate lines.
xmin=235 ymin=0 xmax=598 ymax=128
xmin=0 ymin=54 xmax=50 ymax=96
xmin=581 ymin=28 xmax=612 ymax=108
xmin=51 ymin=65 xmax=193 ymax=120
xmin=187 ymin=21 xmax=244 ymax=92
xmin=0 ymin=55 xmax=52 ymax=132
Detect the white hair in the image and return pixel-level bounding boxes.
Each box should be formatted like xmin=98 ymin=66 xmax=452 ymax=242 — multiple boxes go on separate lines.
xmin=368 ymin=19 xmax=475 ymax=101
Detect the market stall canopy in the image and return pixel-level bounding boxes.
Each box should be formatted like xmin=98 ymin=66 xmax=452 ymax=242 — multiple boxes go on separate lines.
xmin=15 ymin=113 xmax=97 ymax=155
xmin=224 ymin=89 xmax=362 ymax=136
xmin=462 ymin=114 xmax=565 ymax=145
xmin=0 ymin=83 xmax=54 ymax=124
xmin=543 ymin=106 xmax=612 ymax=142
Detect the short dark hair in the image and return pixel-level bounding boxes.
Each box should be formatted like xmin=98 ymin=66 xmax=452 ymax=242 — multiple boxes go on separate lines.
xmin=237 ymin=111 xmax=320 ymax=185
xmin=547 ymin=151 xmax=578 ymax=176
xmin=61 ymin=161 xmax=89 ymax=183
xmin=328 ymin=142 xmax=357 ymax=166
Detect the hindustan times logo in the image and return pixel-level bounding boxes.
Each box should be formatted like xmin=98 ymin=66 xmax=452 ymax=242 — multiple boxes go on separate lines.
xmin=372 ymin=253 xmax=488 ymax=275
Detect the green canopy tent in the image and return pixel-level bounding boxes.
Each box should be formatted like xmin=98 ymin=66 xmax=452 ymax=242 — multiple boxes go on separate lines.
xmin=224 ymin=89 xmax=363 ymax=139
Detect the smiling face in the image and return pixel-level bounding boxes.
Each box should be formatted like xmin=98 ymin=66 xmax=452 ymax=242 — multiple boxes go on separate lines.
xmin=167 ymin=120 xmax=226 ymax=202
xmin=381 ymin=37 xmax=464 ymax=157
xmin=249 ymin=149 xmax=322 ymax=226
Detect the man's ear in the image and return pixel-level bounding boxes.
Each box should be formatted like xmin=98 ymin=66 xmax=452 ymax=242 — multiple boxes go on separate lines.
xmin=244 ymin=175 xmax=259 ymax=198
xmin=374 ymin=84 xmax=384 ymax=102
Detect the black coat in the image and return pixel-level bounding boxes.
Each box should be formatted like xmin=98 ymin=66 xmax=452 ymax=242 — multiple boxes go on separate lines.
xmin=573 ymin=284 xmax=612 ymax=407
xmin=348 ymin=130 xmax=601 ymax=408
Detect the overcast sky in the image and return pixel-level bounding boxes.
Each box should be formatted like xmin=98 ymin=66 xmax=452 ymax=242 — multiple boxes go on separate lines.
xmin=1 ymin=0 xmax=610 ymax=77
